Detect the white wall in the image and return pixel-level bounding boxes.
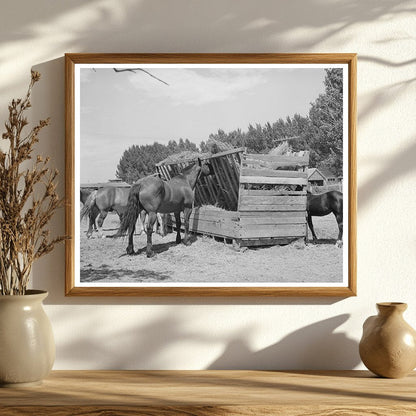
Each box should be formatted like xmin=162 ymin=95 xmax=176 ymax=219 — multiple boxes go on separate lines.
xmin=1 ymin=0 xmax=415 ymax=370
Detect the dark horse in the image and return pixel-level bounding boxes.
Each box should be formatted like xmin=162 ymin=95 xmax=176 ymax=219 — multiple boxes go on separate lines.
xmin=118 ymin=159 xmax=211 ymax=257
xmin=307 ymin=190 xmax=343 ymax=247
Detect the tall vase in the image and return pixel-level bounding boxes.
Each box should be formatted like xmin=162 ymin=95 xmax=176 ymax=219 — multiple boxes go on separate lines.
xmin=359 ymin=302 xmax=416 ymax=378
xmin=0 ymin=290 xmax=55 ymax=387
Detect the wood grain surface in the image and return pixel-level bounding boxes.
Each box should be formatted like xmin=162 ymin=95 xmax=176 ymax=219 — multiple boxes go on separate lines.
xmin=1 ymin=370 xmax=415 ymax=415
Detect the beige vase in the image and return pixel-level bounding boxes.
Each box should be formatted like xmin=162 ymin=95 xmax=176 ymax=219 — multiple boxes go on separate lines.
xmin=359 ymin=302 xmax=416 ymax=378
xmin=0 ymin=290 xmax=55 ymax=387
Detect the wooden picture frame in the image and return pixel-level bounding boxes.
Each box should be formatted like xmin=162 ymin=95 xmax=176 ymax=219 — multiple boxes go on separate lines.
xmin=65 ymin=53 xmax=356 ymax=296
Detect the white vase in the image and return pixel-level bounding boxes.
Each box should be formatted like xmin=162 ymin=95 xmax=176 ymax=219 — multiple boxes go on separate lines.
xmin=0 ymin=290 xmax=55 ymax=386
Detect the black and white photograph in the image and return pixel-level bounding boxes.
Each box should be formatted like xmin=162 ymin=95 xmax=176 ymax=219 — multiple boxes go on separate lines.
xmin=66 ymin=54 xmax=356 ymax=296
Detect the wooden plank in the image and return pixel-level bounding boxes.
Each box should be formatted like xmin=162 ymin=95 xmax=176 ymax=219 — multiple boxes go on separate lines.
xmin=245 ymin=153 xmax=309 ymax=165
xmin=240 ymin=224 xmax=306 ymax=239
xmin=192 ymin=208 xmax=239 ymax=220
xmin=204 ymin=147 xmax=245 ymax=160
xmin=241 ymin=168 xmax=308 ymax=178
xmin=156 ymin=147 xmax=245 ymax=166
xmin=189 ymin=222 xmax=239 ymax=239
xmin=170 ymin=209 xmax=239 ymax=221
xmin=218 ymin=155 xmax=238 ymax=204
xmin=170 ymin=210 xmax=241 ymax=239
xmin=3 ymin=369 xmax=414 ymax=413
xmin=198 ymin=177 xmax=216 ymax=204
xmin=239 ymin=210 xmax=305 ymax=219
xmin=240 ymin=189 xmax=307 ymax=196
xmin=204 ymin=176 xmax=218 ymax=203
xmin=171 ymin=215 xmax=240 ymax=239
xmin=210 ymin=158 xmax=235 ymax=210
xmin=188 ymin=217 xmax=237 ymax=229
xmin=243 ymin=158 xmax=308 ymax=170
xmin=240 ymin=217 xmax=306 ymax=225
xmin=240 ymin=237 xmax=297 ymax=247
xmin=240 ymin=176 xmax=308 ymax=185
xmin=224 ymin=155 xmax=241 ymax=198
xmin=195 ymin=180 xmax=211 ymax=205
xmin=240 ymin=195 xmax=307 ymax=205
xmin=239 ymin=204 xmax=306 ymax=212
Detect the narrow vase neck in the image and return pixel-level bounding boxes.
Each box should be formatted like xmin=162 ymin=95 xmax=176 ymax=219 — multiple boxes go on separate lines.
xmin=377 ymin=302 xmax=407 ymax=317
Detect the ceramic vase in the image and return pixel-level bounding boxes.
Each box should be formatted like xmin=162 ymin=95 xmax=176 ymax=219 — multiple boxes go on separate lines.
xmin=359 ymin=302 xmax=416 ymax=378
xmin=0 ymin=290 xmax=55 ymax=387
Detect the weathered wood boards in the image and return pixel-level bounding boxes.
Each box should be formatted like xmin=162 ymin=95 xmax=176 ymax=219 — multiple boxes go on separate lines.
xmin=236 ymin=152 xmax=309 ymax=245
xmin=156 ymin=148 xmax=244 ymax=211
xmin=160 ymin=150 xmax=309 ymax=247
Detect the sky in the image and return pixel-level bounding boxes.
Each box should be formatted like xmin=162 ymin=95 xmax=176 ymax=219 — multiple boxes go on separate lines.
xmin=79 ymin=65 xmax=326 ymax=183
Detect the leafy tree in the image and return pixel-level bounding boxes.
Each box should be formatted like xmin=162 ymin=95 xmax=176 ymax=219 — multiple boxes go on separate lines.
xmin=117 ymin=68 xmax=344 ymax=182
xmin=116 ymin=138 xmax=200 ymax=184
xmin=308 ymin=68 xmax=343 ymax=176
xmin=116 ymin=142 xmax=170 ymax=184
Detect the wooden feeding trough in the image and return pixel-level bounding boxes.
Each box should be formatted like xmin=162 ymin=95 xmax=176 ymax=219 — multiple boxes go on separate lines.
xmin=156 ymin=148 xmax=309 ymax=247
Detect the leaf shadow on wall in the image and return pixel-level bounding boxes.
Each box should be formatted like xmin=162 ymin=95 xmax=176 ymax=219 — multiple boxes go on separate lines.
xmin=52 ymin=308 xmax=359 ymax=370
xmin=358 ymin=139 xmax=416 ymax=210
xmin=53 ymin=309 xmax=219 ymax=369
xmin=207 ymin=314 xmax=360 ymax=370
xmin=0 ymin=0 xmax=414 ymax=96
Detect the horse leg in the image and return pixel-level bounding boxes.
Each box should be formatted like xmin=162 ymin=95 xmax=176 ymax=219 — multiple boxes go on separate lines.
xmin=92 ymin=206 xmax=99 ymax=231
xmin=307 ymin=213 xmax=318 ymax=242
xmin=335 ymin=213 xmax=343 ymax=248
xmin=146 ymin=212 xmax=157 ymax=258
xmin=153 ymin=213 xmax=159 ymax=234
xmin=86 ymin=214 xmax=95 ymax=238
xmin=96 ymin=211 xmax=108 ymax=239
xmin=174 ymin=212 xmax=182 ymax=244
xmin=86 ymin=206 xmax=98 ymax=238
xmin=157 ymin=213 xmax=166 ymax=237
xmin=137 ymin=210 xmax=146 ymax=236
xmin=183 ymin=207 xmax=192 ymax=246
xmin=126 ymin=222 xmax=135 ymax=255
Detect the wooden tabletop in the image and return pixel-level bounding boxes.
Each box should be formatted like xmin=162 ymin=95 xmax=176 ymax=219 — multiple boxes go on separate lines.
xmin=1 ymin=370 xmax=415 ymax=415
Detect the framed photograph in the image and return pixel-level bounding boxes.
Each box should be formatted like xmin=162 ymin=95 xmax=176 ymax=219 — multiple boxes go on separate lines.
xmin=65 ymin=53 xmax=356 ymax=296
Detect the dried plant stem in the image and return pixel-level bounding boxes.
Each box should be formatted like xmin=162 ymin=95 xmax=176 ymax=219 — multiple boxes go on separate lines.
xmin=0 ymin=71 xmax=65 ymax=295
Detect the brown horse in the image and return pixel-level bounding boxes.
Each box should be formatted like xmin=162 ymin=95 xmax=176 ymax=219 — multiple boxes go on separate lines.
xmin=307 ymin=190 xmax=343 ymax=247
xmin=80 ymin=189 xmax=98 ymax=234
xmin=81 ymin=187 xmax=131 ymax=238
xmin=118 ymin=159 xmax=212 ymax=257
xmin=81 ymin=186 xmax=166 ymax=239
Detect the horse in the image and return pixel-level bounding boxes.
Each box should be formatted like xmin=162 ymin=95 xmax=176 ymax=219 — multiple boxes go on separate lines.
xmin=117 ymin=159 xmax=212 ymax=258
xmin=80 ymin=188 xmax=98 ymax=233
xmin=306 ymin=190 xmax=343 ymax=247
xmin=81 ymin=187 xmax=131 ymax=238
xmin=80 ymin=186 xmax=166 ymax=238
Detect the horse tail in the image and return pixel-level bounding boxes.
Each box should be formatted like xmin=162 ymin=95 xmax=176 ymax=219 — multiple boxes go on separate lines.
xmin=80 ymin=190 xmax=98 ymax=222
xmin=116 ymin=183 xmax=142 ymax=237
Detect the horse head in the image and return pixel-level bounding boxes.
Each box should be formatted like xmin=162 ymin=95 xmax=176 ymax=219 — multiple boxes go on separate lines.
xmin=200 ymin=160 xmax=213 ymax=177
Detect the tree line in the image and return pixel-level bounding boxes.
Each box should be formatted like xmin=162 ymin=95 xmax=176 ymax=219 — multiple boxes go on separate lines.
xmin=116 ymin=68 xmax=343 ymax=184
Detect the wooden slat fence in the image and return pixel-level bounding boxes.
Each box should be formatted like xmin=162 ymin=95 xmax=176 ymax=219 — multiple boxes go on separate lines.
xmin=156 ymin=148 xmax=244 ymax=211
xmin=158 ymin=149 xmax=310 ymax=247
xmin=236 ymin=152 xmax=309 ymax=245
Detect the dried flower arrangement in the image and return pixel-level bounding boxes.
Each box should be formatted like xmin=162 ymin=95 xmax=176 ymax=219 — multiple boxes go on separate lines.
xmin=0 ymin=71 xmax=65 ymax=295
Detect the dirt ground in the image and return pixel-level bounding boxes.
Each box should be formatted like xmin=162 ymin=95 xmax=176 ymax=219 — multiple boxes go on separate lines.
xmin=80 ymin=212 xmax=343 ymax=284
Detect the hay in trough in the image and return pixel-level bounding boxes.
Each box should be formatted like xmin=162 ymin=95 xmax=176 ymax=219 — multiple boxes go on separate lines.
xmin=206 ymin=138 xmax=234 ymax=154
xmin=268 ymin=141 xmax=293 ymax=155
xmin=268 ymin=142 xmax=307 ymax=157
xmin=199 ymin=204 xmax=229 ymax=212
xmin=158 ymin=150 xmax=210 ymax=165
